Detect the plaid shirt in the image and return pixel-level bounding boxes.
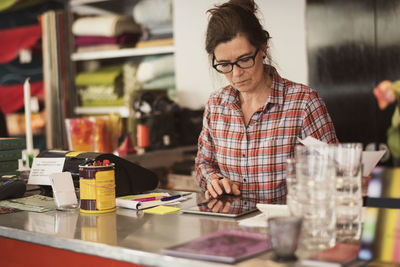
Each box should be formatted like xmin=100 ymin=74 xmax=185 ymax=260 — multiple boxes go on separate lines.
xmin=195 ymin=69 xmax=338 ymax=201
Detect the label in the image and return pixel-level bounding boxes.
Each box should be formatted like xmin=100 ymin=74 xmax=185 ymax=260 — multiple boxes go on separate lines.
xmin=95 ymin=170 xmax=116 ymax=210
xmin=80 ymin=178 xmax=96 ymax=200
xmin=28 ymin=157 xmax=66 ymax=185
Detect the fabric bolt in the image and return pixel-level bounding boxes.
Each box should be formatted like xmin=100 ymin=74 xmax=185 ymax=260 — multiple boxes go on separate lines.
xmin=74 ymin=33 xmax=141 ymax=47
xmin=195 ymin=67 xmax=338 ymax=202
xmin=75 ymin=65 xmax=123 ymax=88
xmin=72 ymin=15 xmax=141 ymax=37
xmin=0 ymin=24 xmax=41 ymax=64
xmin=141 ymin=74 xmax=175 ymax=90
xmin=79 ymin=86 xmax=119 ymax=101
xmin=133 ymin=0 xmax=172 ymax=27
xmin=75 ymin=44 xmax=122 ymax=53
xmin=0 ymin=54 xmax=43 ymax=85
xmin=136 ymin=54 xmax=174 ymax=83
xmin=135 ymin=37 xmax=173 ymax=49
xmin=140 ymin=23 xmax=173 ymax=41
xmin=0 ymin=0 xmax=18 ymax=11
xmin=0 ymin=80 xmax=43 ymax=114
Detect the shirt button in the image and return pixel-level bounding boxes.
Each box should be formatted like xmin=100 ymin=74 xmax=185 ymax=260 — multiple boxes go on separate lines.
xmin=244 ymin=178 xmax=247 ymax=182
xmin=242 ymin=154 xmax=246 ymax=157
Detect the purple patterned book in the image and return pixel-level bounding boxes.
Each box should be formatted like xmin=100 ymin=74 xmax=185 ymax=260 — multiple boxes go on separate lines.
xmin=162 ymin=229 xmax=270 ymax=263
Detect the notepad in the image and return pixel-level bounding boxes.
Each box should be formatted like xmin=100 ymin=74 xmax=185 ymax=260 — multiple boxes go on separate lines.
xmin=143 ymin=205 xmax=180 ymax=215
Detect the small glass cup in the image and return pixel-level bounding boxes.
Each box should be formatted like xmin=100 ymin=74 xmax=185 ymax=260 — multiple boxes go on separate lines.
xmin=268 ymin=216 xmax=303 ymax=261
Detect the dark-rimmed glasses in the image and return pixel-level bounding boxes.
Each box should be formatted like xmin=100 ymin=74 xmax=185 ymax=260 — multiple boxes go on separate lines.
xmin=212 ymin=48 xmax=259 ymax=74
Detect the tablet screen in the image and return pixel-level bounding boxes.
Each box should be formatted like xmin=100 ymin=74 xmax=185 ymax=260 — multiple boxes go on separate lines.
xmin=181 ymin=195 xmax=258 ymax=218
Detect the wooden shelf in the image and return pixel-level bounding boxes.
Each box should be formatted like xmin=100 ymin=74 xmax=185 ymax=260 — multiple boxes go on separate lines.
xmin=71 ymin=45 xmax=175 ymax=61
xmin=74 ymin=106 xmax=130 ymax=117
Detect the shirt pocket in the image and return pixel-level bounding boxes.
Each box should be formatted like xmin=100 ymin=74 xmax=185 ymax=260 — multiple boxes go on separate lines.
xmin=258 ymin=135 xmax=297 ymax=170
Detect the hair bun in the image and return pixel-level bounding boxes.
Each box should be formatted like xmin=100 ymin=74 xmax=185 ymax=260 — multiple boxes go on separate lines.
xmin=226 ymin=0 xmax=257 ymax=14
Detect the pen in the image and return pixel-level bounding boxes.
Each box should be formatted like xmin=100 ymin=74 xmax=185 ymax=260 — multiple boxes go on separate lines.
xmin=134 ymin=196 xmax=164 ymax=202
xmin=160 ymin=193 xmax=191 ymax=202
xmin=161 ymin=195 xmax=182 ymax=201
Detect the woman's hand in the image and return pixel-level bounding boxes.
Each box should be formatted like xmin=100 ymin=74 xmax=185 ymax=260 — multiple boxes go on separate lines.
xmin=205 ymin=177 xmax=241 ymax=200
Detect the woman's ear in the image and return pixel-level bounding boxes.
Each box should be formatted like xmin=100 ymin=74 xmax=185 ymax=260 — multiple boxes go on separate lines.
xmin=261 ymin=44 xmax=268 ymax=59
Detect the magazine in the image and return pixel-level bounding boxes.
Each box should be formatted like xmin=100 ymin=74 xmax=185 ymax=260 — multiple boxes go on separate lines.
xmin=162 ymin=229 xmax=270 ymax=263
xmin=301 ymin=243 xmax=360 ymax=267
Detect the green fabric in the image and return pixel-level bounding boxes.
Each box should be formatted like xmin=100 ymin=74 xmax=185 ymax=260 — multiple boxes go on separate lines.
xmin=0 ymin=0 xmax=48 ymax=12
xmin=81 ymin=98 xmax=125 ymax=107
xmin=0 ymin=0 xmax=17 ymax=11
xmin=75 ymin=65 xmax=123 ymax=87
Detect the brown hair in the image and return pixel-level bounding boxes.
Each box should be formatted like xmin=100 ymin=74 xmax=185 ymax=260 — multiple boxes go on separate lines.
xmin=205 ymin=0 xmax=271 ymax=60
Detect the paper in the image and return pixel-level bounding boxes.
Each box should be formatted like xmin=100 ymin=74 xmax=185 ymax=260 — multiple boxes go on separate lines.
xmin=0 ymin=195 xmax=57 ymax=212
xmin=256 ymin=203 xmax=290 ymax=218
xmin=298 ymin=136 xmax=326 ymax=146
xmin=116 ymin=193 xmax=170 ymax=210
xmin=49 ymin=172 xmax=78 ymax=208
xmin=116 ymin=193 xmax=188 ymax=210
xmin=362 ymin=150 xmax=386 ymax=177
xmin=238 ymin=213 xmax=267 ymax=227
xmin=28 ymin=157 xmax=66 ymax=185
xmin=299 ymin=136 xmax=386 ymax=176
xmin=143 ymin=205 xmax=180 ymax=215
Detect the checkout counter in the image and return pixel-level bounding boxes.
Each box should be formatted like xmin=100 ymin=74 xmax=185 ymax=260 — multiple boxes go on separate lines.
xmin=0 ymin=192 xmax=280 ymax=267
xmin=0 ymin=164 xmax=399 ymax=266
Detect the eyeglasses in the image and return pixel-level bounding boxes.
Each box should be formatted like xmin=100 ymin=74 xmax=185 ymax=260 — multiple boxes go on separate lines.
xmin=212 ymin=48 xmax=259 ymax=74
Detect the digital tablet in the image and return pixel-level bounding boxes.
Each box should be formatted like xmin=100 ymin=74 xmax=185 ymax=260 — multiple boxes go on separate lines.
xmin=181 ymin=195 xmax=258 ymax=218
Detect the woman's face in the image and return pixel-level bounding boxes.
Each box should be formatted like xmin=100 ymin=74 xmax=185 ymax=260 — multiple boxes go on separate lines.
xmin=213 ymin=34 xmax=267 ymax=93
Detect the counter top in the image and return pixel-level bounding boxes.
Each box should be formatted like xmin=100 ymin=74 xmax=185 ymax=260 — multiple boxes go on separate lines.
xmin=0 ymin=193 xmax=284 ymax=267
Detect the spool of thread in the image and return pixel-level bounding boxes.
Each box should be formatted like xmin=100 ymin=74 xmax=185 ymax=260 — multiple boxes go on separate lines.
xmin=137 ymin=124 xmax=150 ymax=148
xmin=79 ymin=163 xmax=116 ymax=214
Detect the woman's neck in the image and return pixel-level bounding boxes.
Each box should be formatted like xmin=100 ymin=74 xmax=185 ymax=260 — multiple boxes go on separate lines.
xmin=239 ymin=72 xmax=272 ymax=107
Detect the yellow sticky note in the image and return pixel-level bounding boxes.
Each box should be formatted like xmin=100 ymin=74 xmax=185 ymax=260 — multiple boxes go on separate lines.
xmin=143 ymin=205 xmax=180 ymax=215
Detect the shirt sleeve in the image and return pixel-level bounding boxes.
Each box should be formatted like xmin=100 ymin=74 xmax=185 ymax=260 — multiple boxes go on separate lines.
xmin=195 ymin=102 xmax=224 ymax=191
xmin=301 ymin=90 xmax=339 ymax=144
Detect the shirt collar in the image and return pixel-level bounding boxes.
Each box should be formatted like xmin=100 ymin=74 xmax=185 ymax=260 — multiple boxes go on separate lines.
xmin=223 ymin=65 xmax=285 ymax=109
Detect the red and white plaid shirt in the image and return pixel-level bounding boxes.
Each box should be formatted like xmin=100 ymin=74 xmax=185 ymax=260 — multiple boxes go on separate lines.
xmin=195 ymin=69 xmax=338 ymax=202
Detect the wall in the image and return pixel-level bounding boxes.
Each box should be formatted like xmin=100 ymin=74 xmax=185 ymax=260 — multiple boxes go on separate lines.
xmin=173 ymin=0 xmax=307 ymax=109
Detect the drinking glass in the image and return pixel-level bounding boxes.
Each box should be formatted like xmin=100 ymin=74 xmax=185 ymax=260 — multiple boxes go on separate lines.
xmin=268 ymin=216 xmax=303 ymax=261
xmin=295 ymin=145 xmax=336 ymax=250
xmin=285 ymin=158 xmax=301 ymax=216
xmin=331 ymin=143 xmax=363 ymax=241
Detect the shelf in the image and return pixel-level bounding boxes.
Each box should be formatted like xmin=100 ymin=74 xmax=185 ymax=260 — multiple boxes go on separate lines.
xmin=69 ymin=0 xmax=111 ymax=6
xmin=74 ymin=106 xmax=130 ymax=117
xmin=71 ymin=45 xmax=175 ymax=61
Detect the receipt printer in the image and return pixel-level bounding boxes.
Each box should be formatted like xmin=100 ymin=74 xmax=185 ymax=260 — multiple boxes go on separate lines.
xmin=36 ymin=150 xmax=158 ymax=197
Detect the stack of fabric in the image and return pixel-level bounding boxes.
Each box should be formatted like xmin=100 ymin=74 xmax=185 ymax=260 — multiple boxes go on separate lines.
xmin=0 ymin=1 xmax=62 ymax=115
xmin=75 ymin=64 xmax=125 ymax=107
xmin=132 ymin=0 xmax=173 ymax=48
xmin=136 ymin=54 xmax=176 ymax=100
xmin=72 ymin=15 xmax=142 ymax=53
xmin=0 ymin=137 xmax=25 ymax=176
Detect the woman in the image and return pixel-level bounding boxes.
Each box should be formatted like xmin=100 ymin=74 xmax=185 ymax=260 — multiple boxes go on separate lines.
xmin=195 ymin=0 xmax=338 ymax=201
